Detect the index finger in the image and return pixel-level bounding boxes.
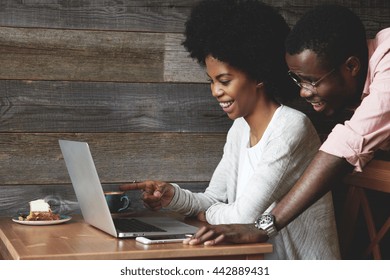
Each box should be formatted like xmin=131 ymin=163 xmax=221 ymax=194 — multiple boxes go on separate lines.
xmin=119 ymin=182 xmax=147 ymax=191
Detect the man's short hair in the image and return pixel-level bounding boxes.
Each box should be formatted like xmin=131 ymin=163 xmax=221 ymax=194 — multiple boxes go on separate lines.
xmin=285 ymin=5 xmax=368 ymax=70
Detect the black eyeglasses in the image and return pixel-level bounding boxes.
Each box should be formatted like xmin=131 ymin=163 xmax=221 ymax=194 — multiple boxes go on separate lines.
xmin=288 ymin=69 xmax=335 ymax=94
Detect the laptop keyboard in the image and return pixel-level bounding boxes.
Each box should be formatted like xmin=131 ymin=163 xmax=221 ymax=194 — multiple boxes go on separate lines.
xmin=114 ymin=218 xmax=166 ymax=233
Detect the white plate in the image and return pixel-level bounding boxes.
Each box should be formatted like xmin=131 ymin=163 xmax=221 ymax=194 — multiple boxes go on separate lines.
xmin=12 ymin=215 xmax=72 ymax=226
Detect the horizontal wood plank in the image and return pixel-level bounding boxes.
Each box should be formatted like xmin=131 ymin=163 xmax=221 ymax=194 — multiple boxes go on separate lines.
xmin=0 ymin=27 xmax=164 ymax=82
xmin=0 ymin=27 xmax=204 ymax=82
xmin=0 ymin=80 xmax=231 ymax=133
xmin=0 ymin=0 xmax=388 ymax=37
xmin=0 ymin=182 xmax=208 ymax=217
xmin=0 ymin=0 xmax=195 ymax=33
xmin=0 ymin=133 xmax=225 ymax=185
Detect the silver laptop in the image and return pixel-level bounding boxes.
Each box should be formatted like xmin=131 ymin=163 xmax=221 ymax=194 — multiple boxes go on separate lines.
xmin=59 ymin=139 xmax=198 ymax=238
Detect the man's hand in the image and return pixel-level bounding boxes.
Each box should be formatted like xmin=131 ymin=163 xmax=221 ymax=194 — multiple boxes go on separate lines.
xmin=184 ymin=224 xmax=269 ymax=246
xmin=119 ymin=180 xmax=175 ymax=210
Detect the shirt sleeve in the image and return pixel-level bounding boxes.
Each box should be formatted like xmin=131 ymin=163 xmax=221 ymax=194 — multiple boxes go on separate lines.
xmin=166 ymin=119 xmax=242 ymax=216
xmin=320 ymin=51 xmax=390 ymax=172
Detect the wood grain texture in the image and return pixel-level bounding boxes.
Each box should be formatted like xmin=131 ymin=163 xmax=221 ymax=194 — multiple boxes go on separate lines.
xmin=164 ymin=33 xmax=207 ymax=82
xmin=340 ymin=159 xmax=390 ymax=259
xmin=0 ymin=215 xmax=273 ymax=259
xmin=0 ymin=0 xmax=196 ymax=33
xmin=0 ymin=80 xmax=231 ymax=133
xmin=0 ymin=27 xmax=204 ymax=82
xmin=0 ymin=0 xmax=387 ymax=37
xmin=0 ymin=183 xmax=208 ymax=217
xmin=0 ymin=27 xmax=165 ymax=82
xmin=0 ymin=133 xmax=225 ymax=185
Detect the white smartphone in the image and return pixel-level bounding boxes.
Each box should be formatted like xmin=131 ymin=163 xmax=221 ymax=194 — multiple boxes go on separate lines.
xmin=135 ymin=234 xmax=192 ymax=245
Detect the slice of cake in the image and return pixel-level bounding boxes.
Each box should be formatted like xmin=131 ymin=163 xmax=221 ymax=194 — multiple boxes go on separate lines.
xmin=24 ymin=199 xmax=60 ymax=221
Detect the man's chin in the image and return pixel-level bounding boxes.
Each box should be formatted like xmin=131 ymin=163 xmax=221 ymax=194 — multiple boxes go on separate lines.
xmin=322 ymin=106 xmax=352 ymax=121
xmin=322 ymin=108 xmax=335 ymax=117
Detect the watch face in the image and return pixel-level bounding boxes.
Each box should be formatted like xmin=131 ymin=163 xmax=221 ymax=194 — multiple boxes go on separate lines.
xmin=255 ymin=214 xmax=277 ymax=238
xmin=259 ymin=214 xmax=273 ymax=225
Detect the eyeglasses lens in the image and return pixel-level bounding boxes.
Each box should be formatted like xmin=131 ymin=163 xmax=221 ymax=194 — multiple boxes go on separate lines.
xmin=288 ymin=71 xmax=315 ymax=92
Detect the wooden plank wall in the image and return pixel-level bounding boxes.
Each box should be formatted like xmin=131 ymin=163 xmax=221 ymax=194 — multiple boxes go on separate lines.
xmin=0 ymin=0 xmax=389 ymax=217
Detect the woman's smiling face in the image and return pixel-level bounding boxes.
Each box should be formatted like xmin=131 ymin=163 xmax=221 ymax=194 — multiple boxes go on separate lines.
xmin=205 ymin=56 xmax=260 ymax=120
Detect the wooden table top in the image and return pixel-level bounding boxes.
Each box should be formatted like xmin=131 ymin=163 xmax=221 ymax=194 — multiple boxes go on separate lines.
xmin=0 ymin=213 xmax=272 ymax=260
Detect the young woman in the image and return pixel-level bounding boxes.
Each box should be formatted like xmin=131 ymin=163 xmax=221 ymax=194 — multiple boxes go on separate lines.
xmin=121 ymin=0 xmax=340 ymax=259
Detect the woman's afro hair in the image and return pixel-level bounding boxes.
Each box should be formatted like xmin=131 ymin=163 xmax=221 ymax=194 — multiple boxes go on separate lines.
xmin=182 ymin=0 xmax=299 ymax=102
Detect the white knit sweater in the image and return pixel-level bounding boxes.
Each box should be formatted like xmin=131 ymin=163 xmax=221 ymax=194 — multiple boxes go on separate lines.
xmin=168 ymin=105 xmax=340 ymax=259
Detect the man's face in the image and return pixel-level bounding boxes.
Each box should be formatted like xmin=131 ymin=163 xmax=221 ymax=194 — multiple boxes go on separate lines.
xmin=286 ymin=49 xmax=357 ymax=116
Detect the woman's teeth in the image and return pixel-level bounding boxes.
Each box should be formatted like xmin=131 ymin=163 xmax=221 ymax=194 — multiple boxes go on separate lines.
xmin=219 ymin=101 xmax=234 ymax=108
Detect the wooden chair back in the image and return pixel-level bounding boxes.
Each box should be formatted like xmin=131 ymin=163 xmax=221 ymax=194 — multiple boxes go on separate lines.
xmin=340 ymin=159 xmax=390 ymax=259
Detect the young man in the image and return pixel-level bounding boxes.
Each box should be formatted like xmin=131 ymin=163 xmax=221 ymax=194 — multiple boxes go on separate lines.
xmin=186 ymin=4 xmax=390 ymax=246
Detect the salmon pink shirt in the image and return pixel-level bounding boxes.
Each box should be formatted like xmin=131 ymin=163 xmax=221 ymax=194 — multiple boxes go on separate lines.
xmin=320 ymin=28 xmax=390 ymax=171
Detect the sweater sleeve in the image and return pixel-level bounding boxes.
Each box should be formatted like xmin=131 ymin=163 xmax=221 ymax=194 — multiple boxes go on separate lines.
xmin=166 ymin=119 xmax=243 ymax=216
xmin=205 ymin=112 xmax=321 ymax=224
